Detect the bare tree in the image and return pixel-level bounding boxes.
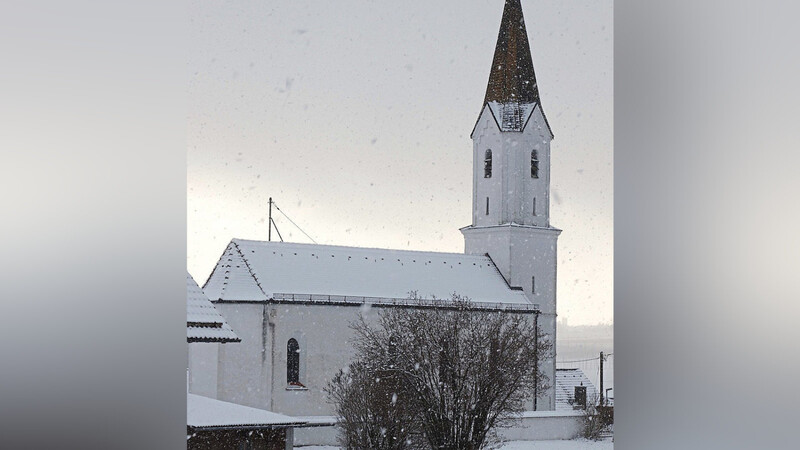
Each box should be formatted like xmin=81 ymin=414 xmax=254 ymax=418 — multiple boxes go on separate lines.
xmin=329 ymin=294 xmax=552 ymax=450
xmin=325 ymin=359 xmax=422 ymax=449
xmin=579 ymin=394 xmax=611 ymax=441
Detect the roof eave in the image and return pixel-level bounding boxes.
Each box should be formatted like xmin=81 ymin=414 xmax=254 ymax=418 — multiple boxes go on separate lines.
xmin=470 ymin=103 xmax=503 ymax=139
xmin=187 ymin=422 xmax=307 ymax=431
xmin=188 ymin=336 xmax=242 ymax=344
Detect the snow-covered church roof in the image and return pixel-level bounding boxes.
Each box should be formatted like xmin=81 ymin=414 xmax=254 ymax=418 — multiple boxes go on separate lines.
xmin=203 ymin=239 xmax=536 ymax=311
xmin=187 ymin=272 xmax=240 ymax=343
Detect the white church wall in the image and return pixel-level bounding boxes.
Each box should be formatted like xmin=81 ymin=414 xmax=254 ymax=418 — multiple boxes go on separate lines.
xmin=463 ymin=226 xmax=559 ymax=313
xmin=269 ymin=303 xmax=371 ymax=417
xmin=472 ymin=106 xmax=553 ymax=229
xmin=537 ymin=316 xmax=557 ymax=411
xmin=473 ymin=107 xmax=505 ymax=227
xmin=211 ymin=300 xmax=554 ymax=418
xmin=213 ymin=301 xmax=369 ymax=417
xmin=508 ymin=226 xmax=559 ymax=412
xmin=519 ymin=107 xmax=552 ymax=227
xmin=463 ymin=224 xmax=560 ymax=411
xmin=188 ymin=343 xmax=219 ymax=399
xmin=215 ymin=302 xmax=274 ymax=410
xmin=463 ymin=228 xmax=512 ymax=274
xmin=508 ymin=227 xmax=559 ymax=314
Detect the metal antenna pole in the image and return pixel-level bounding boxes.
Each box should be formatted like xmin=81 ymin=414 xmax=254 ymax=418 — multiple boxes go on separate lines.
xmin=599 ymin=351 xmax=604 ymax=407
xmin=268 ymin=197 xmax=273 ymax=241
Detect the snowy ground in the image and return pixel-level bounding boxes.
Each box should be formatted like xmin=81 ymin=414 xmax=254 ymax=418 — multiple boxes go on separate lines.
xmin=498 ymin=439 xmax=613 ymax=449
xmin=297 ymin=439 xmax=613 ymax=450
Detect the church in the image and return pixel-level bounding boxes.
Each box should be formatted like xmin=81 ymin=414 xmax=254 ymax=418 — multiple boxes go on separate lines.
xmin=190 ymin=0 xmax=562 ymax=420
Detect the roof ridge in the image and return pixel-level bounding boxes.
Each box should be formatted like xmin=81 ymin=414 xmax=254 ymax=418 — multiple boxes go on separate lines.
xmin=201 ymin=243 xmax=230 ymax=291
xmin=230 ymin=238 xmax=492 ymax=260
xmin=231 ymin=240 xmax=268 ymax=299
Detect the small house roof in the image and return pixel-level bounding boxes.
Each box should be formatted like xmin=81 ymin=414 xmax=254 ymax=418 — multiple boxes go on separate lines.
xmin=187 ymin=272 xmax=240 ymax=343
xmin=203 ymin=239 xmax=534 ymax=310
xmin=555 ymin=368 xmax=599 ymax=410
xmin=187 ymin=394 xmax=305 ymax=429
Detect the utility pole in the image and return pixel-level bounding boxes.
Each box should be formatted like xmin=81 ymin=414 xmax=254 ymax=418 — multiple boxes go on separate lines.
xmin=268 ymin=197 xmax=273 ymax=241
xmin=533 ymin=312 xmax=539 ymax=411
xmin=599 ymin=351 xmax=604 ymax=407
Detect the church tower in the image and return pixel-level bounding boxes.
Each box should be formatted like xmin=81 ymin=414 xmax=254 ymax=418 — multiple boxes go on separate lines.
xmin=461 ymin=0 xmax=560 ymax=410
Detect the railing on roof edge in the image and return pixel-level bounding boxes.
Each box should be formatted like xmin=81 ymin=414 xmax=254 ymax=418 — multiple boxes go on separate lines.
xmin=270 ymin=292 xmax=539 ymax=312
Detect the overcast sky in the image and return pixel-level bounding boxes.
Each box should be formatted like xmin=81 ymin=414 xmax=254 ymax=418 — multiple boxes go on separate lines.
xmin=188 ymin=0 xmax=613 ymax=325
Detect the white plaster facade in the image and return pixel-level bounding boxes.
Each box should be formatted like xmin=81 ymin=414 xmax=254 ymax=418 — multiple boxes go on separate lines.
xmin=212 ymin=302 xmax=361 ymax=416
xmin=208 ymin=301 xmax=548 ymax=417
xmin=188 ymin=343 xmax=220 ymax=398
xmin=469 ymin=104 xmax=553 ymax=229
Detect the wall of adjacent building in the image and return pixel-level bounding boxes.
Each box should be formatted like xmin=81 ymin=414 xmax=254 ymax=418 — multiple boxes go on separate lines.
xmin=188 ymin=343 xmax=219 ymax=399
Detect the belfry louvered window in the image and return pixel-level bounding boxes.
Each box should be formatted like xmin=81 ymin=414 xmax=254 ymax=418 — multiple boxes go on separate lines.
xmin=484 ymin=150 xmax=493 ymax=178
xmin=531 ymin=150 xmax=539 ymax=178
xmin=287 ymin=338 xmax=300 ymax=384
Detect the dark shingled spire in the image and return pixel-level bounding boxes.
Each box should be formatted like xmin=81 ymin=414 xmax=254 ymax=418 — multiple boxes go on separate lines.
xmin=483 ymin=0 xmax=540 ymax=105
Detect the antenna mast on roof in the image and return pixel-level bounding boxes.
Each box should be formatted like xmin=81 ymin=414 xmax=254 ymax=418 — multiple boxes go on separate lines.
xmin=267 ymin=197 xmax=283 ymax=242
xmin=268 ymin=197 xmax=272 ymax=241
xmin=267 ymin=197 xmax=317 ymax=244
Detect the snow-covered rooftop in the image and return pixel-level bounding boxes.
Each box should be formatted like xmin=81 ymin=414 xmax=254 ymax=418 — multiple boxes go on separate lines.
xmin=555 ymin=368 xmax=599 ymax=411
xmin=487 ymin=101 xmax=537 ymax=132
xmin=187 ymin=393 xmax=305 ymax=429
xmin=187 ymin=272 xmax=240 ymax=343
xmin=203 ymin=239 xmax=534 ymax=309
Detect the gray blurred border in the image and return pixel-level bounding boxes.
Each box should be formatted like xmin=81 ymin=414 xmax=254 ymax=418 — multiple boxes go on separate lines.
xmin=616 ymin=0 xmax=800 ymax=449
xmin=0 ymin=1 xmax=187 ymax=448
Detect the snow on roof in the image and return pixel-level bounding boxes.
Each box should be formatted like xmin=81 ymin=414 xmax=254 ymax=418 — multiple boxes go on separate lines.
xmin=487 ymin=101 xmax=537 ymax=132
xmin=555 ymin=368 xmax=599 ymax=410
xmin=187 ymin=393 xmax=305 ymax=429
xmin=203 ymin=239 xmax=534 ymax=309
xmin=293 ymin=415 xmax=338 ymax=427
xmin=187 ymin=272 xmax=240 ymax=343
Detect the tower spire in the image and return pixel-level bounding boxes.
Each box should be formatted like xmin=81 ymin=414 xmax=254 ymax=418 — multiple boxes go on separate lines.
xmin=475 ymin=0 xmax=551 ymax=136
xmin=483 ymin=0 xmax=540 ymax=106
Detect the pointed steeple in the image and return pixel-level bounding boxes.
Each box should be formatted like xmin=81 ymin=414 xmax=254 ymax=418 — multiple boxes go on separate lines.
xmin=484 ymin=0 xmax=540 ymax=105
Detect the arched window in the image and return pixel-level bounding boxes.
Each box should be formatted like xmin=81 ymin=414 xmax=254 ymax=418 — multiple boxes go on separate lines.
xmin=531 ymin=150 xmax=539 ymax=178
xmin=287 ymin=338 xmax=300 ymax=385
xmin=484 ymin=150 xmax=492 ymax=178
